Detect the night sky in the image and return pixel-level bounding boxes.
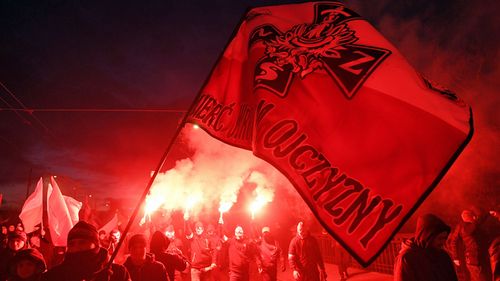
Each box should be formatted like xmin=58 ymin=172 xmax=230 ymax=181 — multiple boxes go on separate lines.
xmin=1 ymin=0 xmax=498 ymax=226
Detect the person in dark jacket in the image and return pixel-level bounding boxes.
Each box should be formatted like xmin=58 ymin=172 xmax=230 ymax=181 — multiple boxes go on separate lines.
xmin=226 ymin=226 xmax=261 ymax=281
xmin=165 ymin=225 xmax=186 ymax=256
xmin=450 ymin=209 xmax=492 ymax=281
xmin=149 ymin=231 xmax=187 ymax=281
xmin=206 ymin=224 xmax=225 ymax=281
xmin=42 ymin=221 xmax=130 ymax=281
xmin=256 ymin=226 xmax=285 ymax=281
xmin=288 ymin=222 xmax=326 ymax=281
xmin=0 ymin=230 xmax=28 ymax=281
xmin=123 ymin=234 xmax=166 ymax=281
xmin=394 ymin=213 xmax=458 ymax=281
xmin=165 ymin=225 xmax=189 ymax=281
xmin=185 ymin=221 xmax=217 ymax=281
xmin=7 ymin=248 xmax=46 ymax=281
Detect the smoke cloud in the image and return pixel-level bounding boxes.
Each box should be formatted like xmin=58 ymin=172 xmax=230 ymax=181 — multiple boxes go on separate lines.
xmin=144 ymin=125 xmax=294 ymax=221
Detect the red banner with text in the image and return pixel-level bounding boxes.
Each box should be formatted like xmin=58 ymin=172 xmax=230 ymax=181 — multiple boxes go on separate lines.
xmin=186 ymin=1 xmax=472 ymax=265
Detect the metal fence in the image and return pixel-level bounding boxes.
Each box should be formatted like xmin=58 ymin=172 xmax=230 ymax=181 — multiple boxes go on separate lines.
xmin=316 ymin=233 xmax=469 ymax=280
xmin=315 ymin=233 xmax=413 ymax=275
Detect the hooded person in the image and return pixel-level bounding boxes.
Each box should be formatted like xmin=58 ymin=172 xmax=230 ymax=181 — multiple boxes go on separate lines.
xmin=123 ymin=234 xmax=166 ymax=281
xmin=149 ymin=231 xmax=187 ymax=281
xmin=288 ymin=222 xmax=326 ymax=281
xmin=256 ymin=226 xmax=285 ymax=281
xmin=41 ymin=221 xmax=130 ymax=281
xmin=7 ymin=248 xmax=46 ymax=281
xmin=394 ymin=214 xmax=458 ymax=281
xmin=1 ymin=230 xmax=28 ymax=280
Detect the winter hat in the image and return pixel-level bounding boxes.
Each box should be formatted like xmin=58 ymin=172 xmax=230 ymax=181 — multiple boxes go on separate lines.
xmin=8 ymin=230 xmax=27 ymax=242
xmin=67 ymin=221 xmax=99 ymax=246
xmin=128 ymin=234 xmax=148 ymax=250
xmin=11 ymin=248 xmax=46 ymax=273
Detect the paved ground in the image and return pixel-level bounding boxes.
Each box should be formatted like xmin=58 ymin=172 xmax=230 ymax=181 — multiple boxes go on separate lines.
xmin=276 ymin=263 xmax=393 ymax=281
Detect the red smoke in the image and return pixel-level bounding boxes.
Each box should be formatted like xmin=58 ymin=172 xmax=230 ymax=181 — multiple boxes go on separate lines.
xmin=350 ymin=0 xmax=500 ymax=229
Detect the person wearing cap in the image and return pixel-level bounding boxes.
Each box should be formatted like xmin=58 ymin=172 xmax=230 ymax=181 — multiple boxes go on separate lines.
xmin=256 ymin=226 xmax=285 ymax=281
xmin=288 ymin=221 xmax=326 ymax=281
xmin=184 ymin=220 xmax=217 ymax=281
xmin=123 ymin=234 xmax=166 ymax=281
xmin=394 ymin=214 xmax=458 ymax=281
xmin=449 ymin=208 xmax=492 ymax=281
xmin=7 ymin=248 xmax=46 ymax=281
xmin=42 ymin=221 xmax=130 ymax=281
xmin=0 ymin=230 xmax=28 ymax=281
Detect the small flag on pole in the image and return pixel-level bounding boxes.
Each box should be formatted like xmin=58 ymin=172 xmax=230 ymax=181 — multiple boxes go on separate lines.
xmin=47 ymin=176 xmax=82 ymax=246
xmin=19 ymin=177 xmax=44 ymax=233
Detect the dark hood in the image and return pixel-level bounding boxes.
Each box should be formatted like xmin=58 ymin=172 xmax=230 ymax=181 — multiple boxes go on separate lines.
xmin=10 ymin=248 xmax=46 ymax=272
xmin=61 ymin=247 xmax=109 ymax=277
xmin=414 ymin=214 xmax=451 ymax=248
xmin=150 ymin=231 xmax=169 ymax=255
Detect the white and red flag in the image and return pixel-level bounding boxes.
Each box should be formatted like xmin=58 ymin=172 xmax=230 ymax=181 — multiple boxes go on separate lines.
xmin=99 ymin=213 xmax=118 ymax=235
xmin=47 ymin=176 xmax=82 ymax=246
xmin=185 ymin=2 xmax=472 ymax=265
xmin=19 ymin=177 xmax=44 ymax=233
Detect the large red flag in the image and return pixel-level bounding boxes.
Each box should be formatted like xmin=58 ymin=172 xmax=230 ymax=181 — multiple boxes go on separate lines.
xmin=186 ymin=2 xmax=472 ymax=265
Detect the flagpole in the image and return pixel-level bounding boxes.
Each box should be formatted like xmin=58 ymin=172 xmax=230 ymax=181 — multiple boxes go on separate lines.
xmin=106 ymin=112 xmax=191 ymax=267
xmin=25 ymin=168 xmax=32 ymax=200
xmin=41 ymin=177 xmax=46 ymax=238
xmin=105 ymin=7 xmax=250 ymax=268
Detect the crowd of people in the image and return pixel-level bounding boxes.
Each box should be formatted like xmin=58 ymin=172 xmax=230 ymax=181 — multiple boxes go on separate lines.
xmin=394 ymin=208 xmax=499 ymax=281
xmin=0 ymin=206 xmax=498 ymax=281
xmin=0 ymin=215 xmax=326 ymax=281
